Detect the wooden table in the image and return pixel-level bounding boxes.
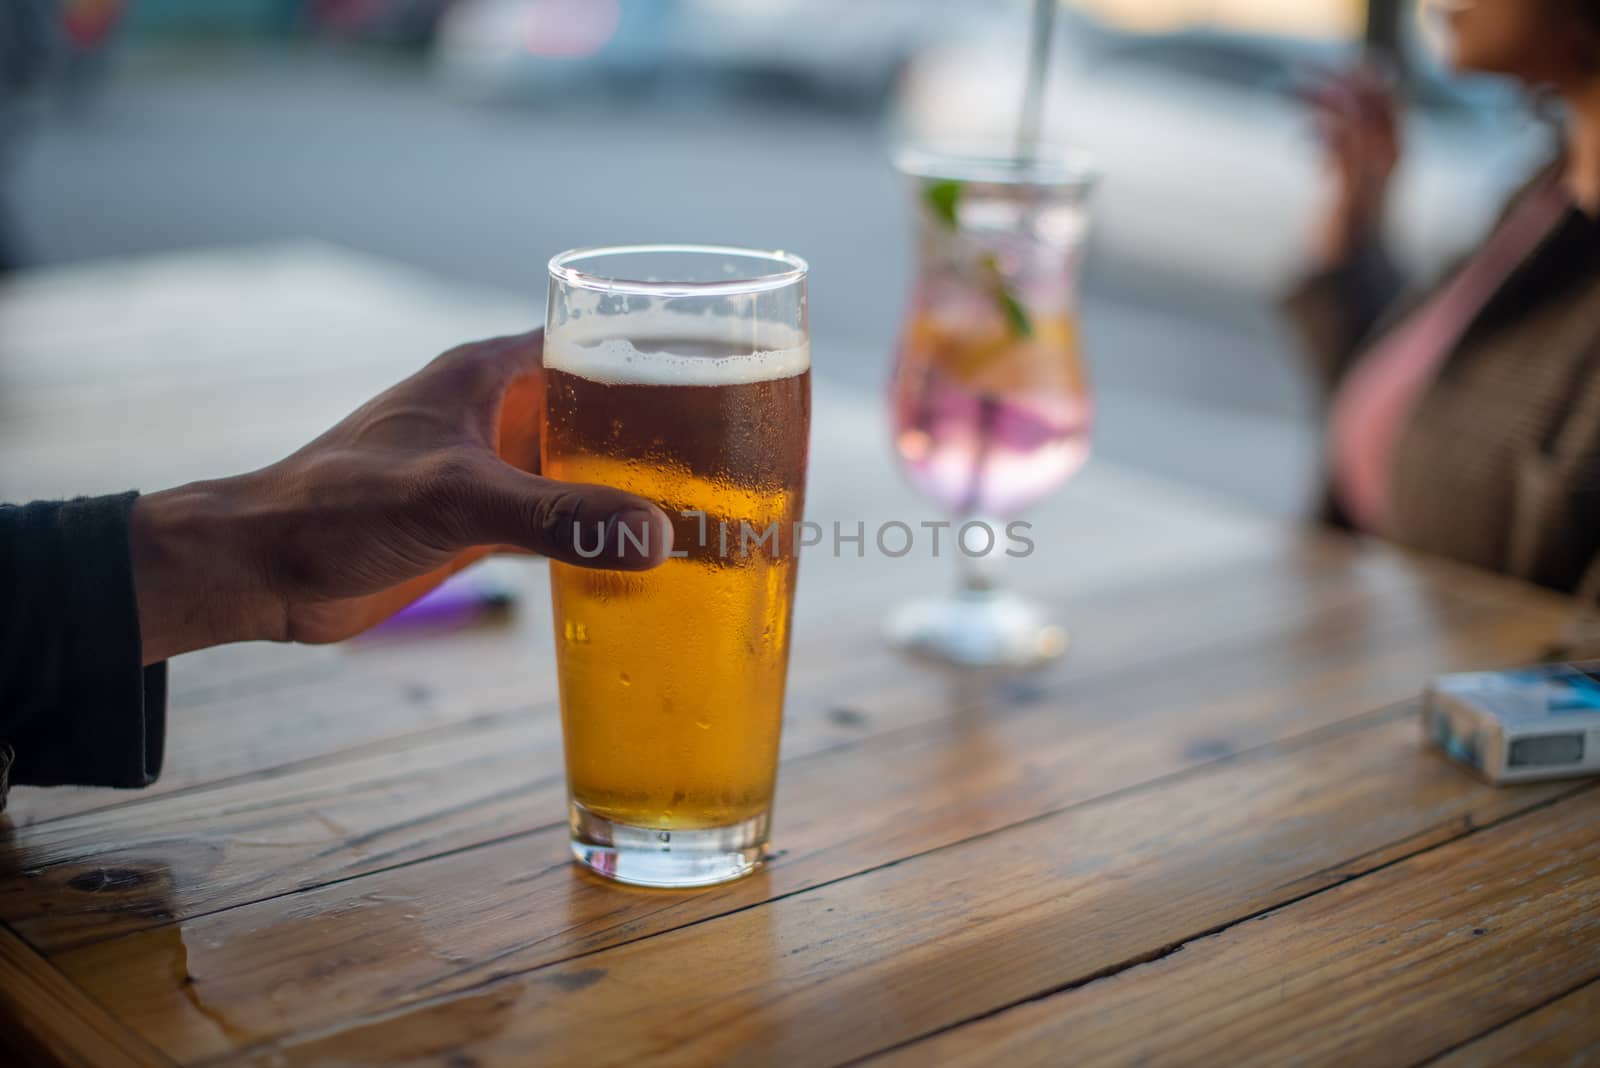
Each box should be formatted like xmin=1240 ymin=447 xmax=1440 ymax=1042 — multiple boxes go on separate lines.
xmin=2 ymin=245 xmax=1597 ymax=1067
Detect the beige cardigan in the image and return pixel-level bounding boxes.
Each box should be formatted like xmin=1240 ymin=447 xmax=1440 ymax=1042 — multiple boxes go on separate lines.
xmin=1284 ymin=163 xmax=1600 ymax=653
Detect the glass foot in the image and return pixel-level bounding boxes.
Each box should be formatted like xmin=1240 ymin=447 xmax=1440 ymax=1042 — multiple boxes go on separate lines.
xmin=886 ymin=588 xmax=1068 ymax=670
xmin=569 ymin=802 xmax=769 ymax=888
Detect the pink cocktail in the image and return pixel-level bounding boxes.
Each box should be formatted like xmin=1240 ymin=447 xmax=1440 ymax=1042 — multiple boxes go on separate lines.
xmin=886 ymin=148 xmax=1096 ymax=669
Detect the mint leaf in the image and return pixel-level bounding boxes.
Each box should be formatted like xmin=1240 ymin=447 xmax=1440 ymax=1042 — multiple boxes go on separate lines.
xmin=997 ymin=285 xmax=1033 ymax=338
xmin=980 ymin=253 xmax=1033 ymax=338
xmin=923 ymin=179 xmax=963 ymax=229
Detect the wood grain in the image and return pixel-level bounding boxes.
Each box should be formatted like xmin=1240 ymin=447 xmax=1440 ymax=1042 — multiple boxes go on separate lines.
xmin=0 ymin=923 xmax=172 ymax=1068
xmin=867 ymin=787 xmax=1600 ymax=1068
xmin=0 ymin=607 xmax=560 ymax=829
xmin=4 ymin=247 xmax=1591 ymax=1068
xmin=5 ymin=546 xmax=1557 ymax=959
xmin=40 ymin=578 xmax=1561 ymax=1061
xmin=219 ymin=714 xmax=1585 ymax=1068
xmin=1429 ymin=978 xmax=1600 ymax=1068
xmin=0 ymin=465 xmax=1307 ymax=831
xmin=0 ymin=540 xmax=1389 ymax=931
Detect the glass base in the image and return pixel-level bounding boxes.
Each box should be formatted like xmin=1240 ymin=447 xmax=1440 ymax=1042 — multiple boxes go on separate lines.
xmin=569 ymin=802 xmax=769 ymax=888
xmin=886 ymin=588 xmax=1068 ymax=670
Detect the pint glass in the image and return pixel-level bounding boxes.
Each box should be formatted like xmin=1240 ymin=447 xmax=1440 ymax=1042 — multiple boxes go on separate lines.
xmin=543 ymin=244 xmax=810 ymax=888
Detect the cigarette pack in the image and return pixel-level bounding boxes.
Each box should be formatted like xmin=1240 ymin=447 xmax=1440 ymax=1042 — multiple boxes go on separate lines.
xmin=1423 ymin=663 xmax=1600 ymax=784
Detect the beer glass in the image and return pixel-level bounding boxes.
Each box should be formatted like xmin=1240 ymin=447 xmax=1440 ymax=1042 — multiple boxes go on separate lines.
xmin=543 ymin=244 xmax=810 ymax=888
xmin=887 ymin=147 xmax=1095 ymax=669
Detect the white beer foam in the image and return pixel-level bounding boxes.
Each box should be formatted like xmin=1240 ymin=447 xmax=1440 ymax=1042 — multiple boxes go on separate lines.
xmin=545 ymin=314 xmax=809 ymax=387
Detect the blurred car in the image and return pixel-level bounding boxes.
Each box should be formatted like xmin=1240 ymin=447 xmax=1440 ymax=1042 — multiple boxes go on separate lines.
xmin=670 ymin=0 xmax=980 ymax=106
xmin=125 ymin=0 xmax=454 ymax=45
xmin=432 ymin=0 xmax=671 ymax=99
xmin=305 ymin=0 xmax=459 ymax=50
xmin=894 ymin=7 xmax=1549 ymax=293
xmin=434 ymin=0 xmax=1002 ymax=107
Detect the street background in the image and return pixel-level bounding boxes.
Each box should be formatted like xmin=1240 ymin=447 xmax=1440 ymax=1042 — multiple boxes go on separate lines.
xmin=2 ymin=0 xmax=1553 ymax=512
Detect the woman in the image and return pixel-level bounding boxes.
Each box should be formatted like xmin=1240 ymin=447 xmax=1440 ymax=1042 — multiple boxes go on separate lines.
xmin=1290 ymin=0 xmax=1600 ymax=652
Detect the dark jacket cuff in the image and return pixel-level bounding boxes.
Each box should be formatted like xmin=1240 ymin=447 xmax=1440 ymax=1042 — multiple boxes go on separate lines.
xmin=1 ymin=493 xmax=167 ymax=794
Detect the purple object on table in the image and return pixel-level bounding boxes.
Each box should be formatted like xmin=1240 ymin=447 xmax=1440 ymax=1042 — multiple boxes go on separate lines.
xmin=362 ymin=571 xmax=517 ymax=638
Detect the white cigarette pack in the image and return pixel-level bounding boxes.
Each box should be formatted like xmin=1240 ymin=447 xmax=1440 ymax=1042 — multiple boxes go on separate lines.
xmin=1423 ymin=663 xmax=1600 ymax=784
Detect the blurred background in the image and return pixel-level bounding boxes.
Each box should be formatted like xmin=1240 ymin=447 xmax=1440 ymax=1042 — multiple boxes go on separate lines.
xmin=0 ymin=0 xmax=1553 ymax=512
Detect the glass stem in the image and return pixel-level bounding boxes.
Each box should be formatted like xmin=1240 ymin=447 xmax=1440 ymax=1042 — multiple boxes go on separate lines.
xmin=958 ymin=389 xmax=1002 ymax=599
xmin=956 ymin=515 xmax=1001 ymax=597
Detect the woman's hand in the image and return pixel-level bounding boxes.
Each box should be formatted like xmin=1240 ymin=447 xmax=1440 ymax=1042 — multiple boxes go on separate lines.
xmin=1305 ymin=65 xmax=1401 ymax=268
xmin=129 ymin=331 xmax=672 ymax=664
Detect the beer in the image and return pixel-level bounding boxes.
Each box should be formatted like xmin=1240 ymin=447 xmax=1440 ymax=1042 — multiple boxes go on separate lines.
xmin=543 ymin=318 xmax=811 ymax=834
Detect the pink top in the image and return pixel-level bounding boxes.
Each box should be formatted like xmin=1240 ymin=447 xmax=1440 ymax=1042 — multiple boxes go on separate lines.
xmin=1329 ymin=177 xmax=1571 ymax=532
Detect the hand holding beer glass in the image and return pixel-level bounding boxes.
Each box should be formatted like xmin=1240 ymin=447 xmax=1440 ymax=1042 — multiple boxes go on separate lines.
xmin=543 ymin=245 xmax=810 ymax=888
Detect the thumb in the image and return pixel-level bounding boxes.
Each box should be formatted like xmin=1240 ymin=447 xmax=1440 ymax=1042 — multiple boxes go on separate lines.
xmin=463 ymin=460 xmax=673 ymax=570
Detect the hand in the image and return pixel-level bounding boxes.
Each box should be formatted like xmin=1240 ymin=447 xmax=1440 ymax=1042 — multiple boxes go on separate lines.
xmin=1304 ymin=64 xmax=1401 ymax=267
xmin=129 ymin=331 xmax=672 ymax=664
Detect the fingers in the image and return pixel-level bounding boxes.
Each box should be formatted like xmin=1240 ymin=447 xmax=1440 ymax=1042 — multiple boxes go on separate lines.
xmin=443 ymin=329 xmax=545 ymax=383
xmin=1308 ymin=68 xmax=1398 ymax=135
xmin=1299 ymin=62 xmax=1394 ymax=113
xmin=416 ymin=331 xmax=546 ymax=442
xmin=462 ymin=333 xmax=545 ymax=474
xmin=1301 ymin=64 xmax=1400 ymax=189
xmin=494 ymin=362 xmax=545 ymax=477
xmin=453 ymin=457 xmax=673 ymax=570
xmin=402 ymin=336 xmax=669 ymax=570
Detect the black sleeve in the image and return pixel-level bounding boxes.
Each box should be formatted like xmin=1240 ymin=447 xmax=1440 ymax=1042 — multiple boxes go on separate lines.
xmin=0 ymin=492 xmax=166 ymax=808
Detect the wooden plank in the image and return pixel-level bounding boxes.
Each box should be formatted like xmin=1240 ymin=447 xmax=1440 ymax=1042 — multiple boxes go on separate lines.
xmin=0 ymin=592 xmax=571 ymax=830
xmin=0 ymin=613 xmax=561 ymax=830
xmin=4 ymin=548 xmax=1543 ymax=955
xmin=0 ymin=243 xmax=535 ymax=503
xmin=0 ymin=531 xmax=1379 ymax=836
xmin=55 ymin=584 xmax=1568 ymax=1063
xmin=867 ymin=788 xmax=1600 ymax=1068
xmin=1429 ymin=979 xmax=1600 ymax=1068
xmin=6 ymin=244 xmax=1586 ymax=1068
xmin=0 ymin=243 xmax=523 ymax=386
xmin=5 ymin=520 xmax=1562 ymax=831
xmin=2 ymin=708 xmax=565 ymax=953
xmin=0 ymin=540 xmax=1275 ymax=824
xmin=213 ymin=715 xmax=1588 ymax=1068
xmin=0 ymin=923 xmax=172 ymax=1068
xmin=0 ymin=445 xmax=1299 ymax=829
